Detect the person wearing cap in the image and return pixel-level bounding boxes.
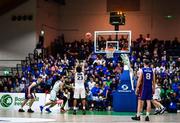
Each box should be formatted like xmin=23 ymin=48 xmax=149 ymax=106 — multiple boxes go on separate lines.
xmin=18 ymin=76 xmax=43 ymax=113
xmin=132 ymin=59 xmax=155 ymax=121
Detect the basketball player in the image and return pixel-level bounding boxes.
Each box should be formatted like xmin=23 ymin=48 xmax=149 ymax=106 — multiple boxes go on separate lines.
xmin=73 ymin=61 xmax=86 ymax=115
xmin=40 ymin=75 xmax=67 ymax=113
xmin=150 ymin=64 xmax=166 ymax=115
xmin=152 ymin=83 xmax=166 ymax=115
xmin=132 ymin=59 xmax=155 ymax=121
xmin=18 ymin=76 xmax=43 ymax=113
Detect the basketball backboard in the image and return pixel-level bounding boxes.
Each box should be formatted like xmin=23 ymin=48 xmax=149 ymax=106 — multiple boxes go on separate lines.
xmin=94 ymin=31 xmax=131 ymax=54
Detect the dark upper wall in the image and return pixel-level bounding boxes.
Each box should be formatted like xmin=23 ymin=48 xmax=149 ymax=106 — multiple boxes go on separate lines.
xmin=0 ymin=0 xmax=29 ymax=16
xmin=0 ymin=0 xmax=36 ymax=67
xmin=107 ymin=0 xmax=140 ymax=12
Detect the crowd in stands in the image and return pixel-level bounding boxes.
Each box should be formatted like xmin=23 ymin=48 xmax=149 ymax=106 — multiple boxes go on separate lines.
xmin=0 ymin=34 xmax=180 ymax=111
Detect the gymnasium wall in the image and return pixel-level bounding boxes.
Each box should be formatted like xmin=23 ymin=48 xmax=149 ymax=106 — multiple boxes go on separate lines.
xmin=58 ymin=0 xmax=180 ymax=42
xmin=36 ymin=0 xmax=61 ymax=48
xmin=0 ymin=0 xmax=36 ymax=67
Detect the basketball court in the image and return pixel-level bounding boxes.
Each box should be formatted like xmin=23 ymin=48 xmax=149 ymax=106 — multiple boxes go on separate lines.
xmin=0 ymin=110 xmax=180 ymax=123
xmin=1 ymin=30 xmax=179 ymax=123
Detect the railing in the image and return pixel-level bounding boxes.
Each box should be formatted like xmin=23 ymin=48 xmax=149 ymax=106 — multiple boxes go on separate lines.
xmin=0 ymin=48 xmax=47 ymax=77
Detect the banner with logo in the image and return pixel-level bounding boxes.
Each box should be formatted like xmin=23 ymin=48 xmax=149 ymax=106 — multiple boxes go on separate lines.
xmin=0 ymin=93 xmax=65 ymax=111
xmin=118 ymin=70 xmax=133 ymax=92
xmin=113 ymin=69 xmax=137 ymax=112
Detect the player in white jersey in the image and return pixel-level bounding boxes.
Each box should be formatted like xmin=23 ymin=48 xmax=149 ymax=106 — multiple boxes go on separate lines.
xmin=40 ymin=75 xmax=67 ymax=113
xmin=150 ymin=64 xmax=166 ymax=115
xmin=152 ymin=83 xmax=166 ymax=115
xmin=73 ymin=61 xmax=86 ymax=115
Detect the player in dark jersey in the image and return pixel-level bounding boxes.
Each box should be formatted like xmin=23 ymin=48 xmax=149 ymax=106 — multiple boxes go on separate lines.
xmin=18 ymin=76 xmax=43 ymax=113
xmin=132 ymin=59 xmax=155 ymax=121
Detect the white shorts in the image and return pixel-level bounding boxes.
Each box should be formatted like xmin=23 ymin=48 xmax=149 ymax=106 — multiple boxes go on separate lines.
xmin=153 ymin=88 xmax=161 ymax=101
xmin=153 ymin=95 xmax=161 ymax=101
xmin=73 ymin=88 xmax=86 ymax=99
xmin=49 ymin=90 xmax=57 ymax=101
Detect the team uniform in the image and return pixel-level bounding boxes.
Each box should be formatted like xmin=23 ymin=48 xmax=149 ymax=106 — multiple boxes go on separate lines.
xmin=25 ymin=81 xmax=39 ymax=99
xmin=73 ymin=66 xmax=86 ymax=115
xmin=49 ymin=80 xmax=63 ymax=101
xmin=19 ymin=77 xmax=43 ymax=113
xmin=40 ymin=79 xmax=67 ymax=113
xmin=138 ymin=67 xmax=153 ymax=100
xmin=132 ymin=60 xmax=154 ymax=121
xmin=153 ymin=84 xmax=161 ymax=101
xmin=152 ymin=84 xmax=166 ymax=114
xmin=74 ymin=72 xmax=86 ymax=99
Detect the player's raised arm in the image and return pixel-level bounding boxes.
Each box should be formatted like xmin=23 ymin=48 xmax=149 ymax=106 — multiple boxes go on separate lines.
xmin=81 ymin=60 xmax=85 ymax=72
xmin=74 ymin=62 xmax=78 ymax=73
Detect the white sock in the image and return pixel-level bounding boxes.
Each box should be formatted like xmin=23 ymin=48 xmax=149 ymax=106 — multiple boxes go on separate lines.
xmin=73 ymin=107 xmax=76 ymax=110
xmin=137 ymin=112 xmax=140 ymax=117
xmin=160 ymin=105 xmax=164 ymax=109
xmin=83 ymin=106 xmax=85 ymax=110
xmin=146 ymin=112 xmax=150 ymax=116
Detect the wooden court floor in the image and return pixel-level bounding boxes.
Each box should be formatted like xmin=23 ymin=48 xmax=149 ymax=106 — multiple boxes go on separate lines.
xmin=0 ymin=110 xmax=180 ymax=123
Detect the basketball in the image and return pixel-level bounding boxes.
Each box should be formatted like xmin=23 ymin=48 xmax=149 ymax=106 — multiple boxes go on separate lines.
xmin=85 ymin=32 xmax=92 ymax=40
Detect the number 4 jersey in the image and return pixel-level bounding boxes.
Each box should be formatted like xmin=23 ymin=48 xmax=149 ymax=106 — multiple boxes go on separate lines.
xmin=75 ymin=72 xmax=85 ymax=88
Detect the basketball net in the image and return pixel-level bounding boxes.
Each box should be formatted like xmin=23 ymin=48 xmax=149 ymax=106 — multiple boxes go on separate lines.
xmin=105 ymin=48 xmax=115 ymax=58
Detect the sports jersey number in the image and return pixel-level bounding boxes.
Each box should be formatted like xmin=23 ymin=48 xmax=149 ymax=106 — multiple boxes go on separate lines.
xmin=145 ymin=73 xmax=151 ymax=80
xmin=77 ymin=75 xmax=83 ymax=80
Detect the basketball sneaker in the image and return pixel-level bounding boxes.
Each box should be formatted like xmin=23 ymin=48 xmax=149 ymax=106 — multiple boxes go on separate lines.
xmin=60 ymin=107 xmax=66 ymax=113
xmin=145 ymin=116 xmax=150 ymax=121
xmin=40 ymin=106 xmax=44 ymax=112
xmin=45 ymin=108 xmax=51 ymax=113
xmin=73 ymin=110 xmax=77 ymax=115
xmin=160 ymin=107 xmax=166 ymax=114
xmin=82 ymin=109 xmax=86 ymax=115
xmin=131 ymin=115 xmax=140 ymax=121
xmin=153 ymin=109 xmax=160 ymax=115
xmin=18 ymin=109 xmax=25 ymax=112
xmin=27 ymin=109 xmax=34 ymax=113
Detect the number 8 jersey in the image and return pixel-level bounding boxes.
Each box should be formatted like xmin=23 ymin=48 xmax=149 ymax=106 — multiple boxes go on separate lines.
xmin=75 ymin=72 xmax=85 ymax=88
xmin=142 ymin=67 xmax=153 ymax=87
xmin=140 ymin=67 xmax=153 ymax=100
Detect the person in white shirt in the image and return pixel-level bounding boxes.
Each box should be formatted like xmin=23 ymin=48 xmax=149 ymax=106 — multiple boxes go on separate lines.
xmin=87 ymin=77 xmax=96 ymax=90
xmin=93 ymin=55 xmax=106 ymax=65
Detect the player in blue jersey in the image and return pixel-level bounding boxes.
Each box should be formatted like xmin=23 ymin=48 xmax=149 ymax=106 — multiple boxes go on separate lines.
xmin=132 ymin=59 xmax=155 ymax=121
xmin=18 ymin=76 xmax=43 ymax=113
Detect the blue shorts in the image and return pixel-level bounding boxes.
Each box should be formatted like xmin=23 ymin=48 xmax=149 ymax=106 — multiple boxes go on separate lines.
xmin=139 ymin=87 xmax=152 ymax=100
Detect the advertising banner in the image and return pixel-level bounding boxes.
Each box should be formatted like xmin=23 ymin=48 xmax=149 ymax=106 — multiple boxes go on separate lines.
xmin=0 ymin=93 xmax=65 ymax=112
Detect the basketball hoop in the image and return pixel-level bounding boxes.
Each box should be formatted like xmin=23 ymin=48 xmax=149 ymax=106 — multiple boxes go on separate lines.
xmin=105 ymin=48 xmax=115 ymax=58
